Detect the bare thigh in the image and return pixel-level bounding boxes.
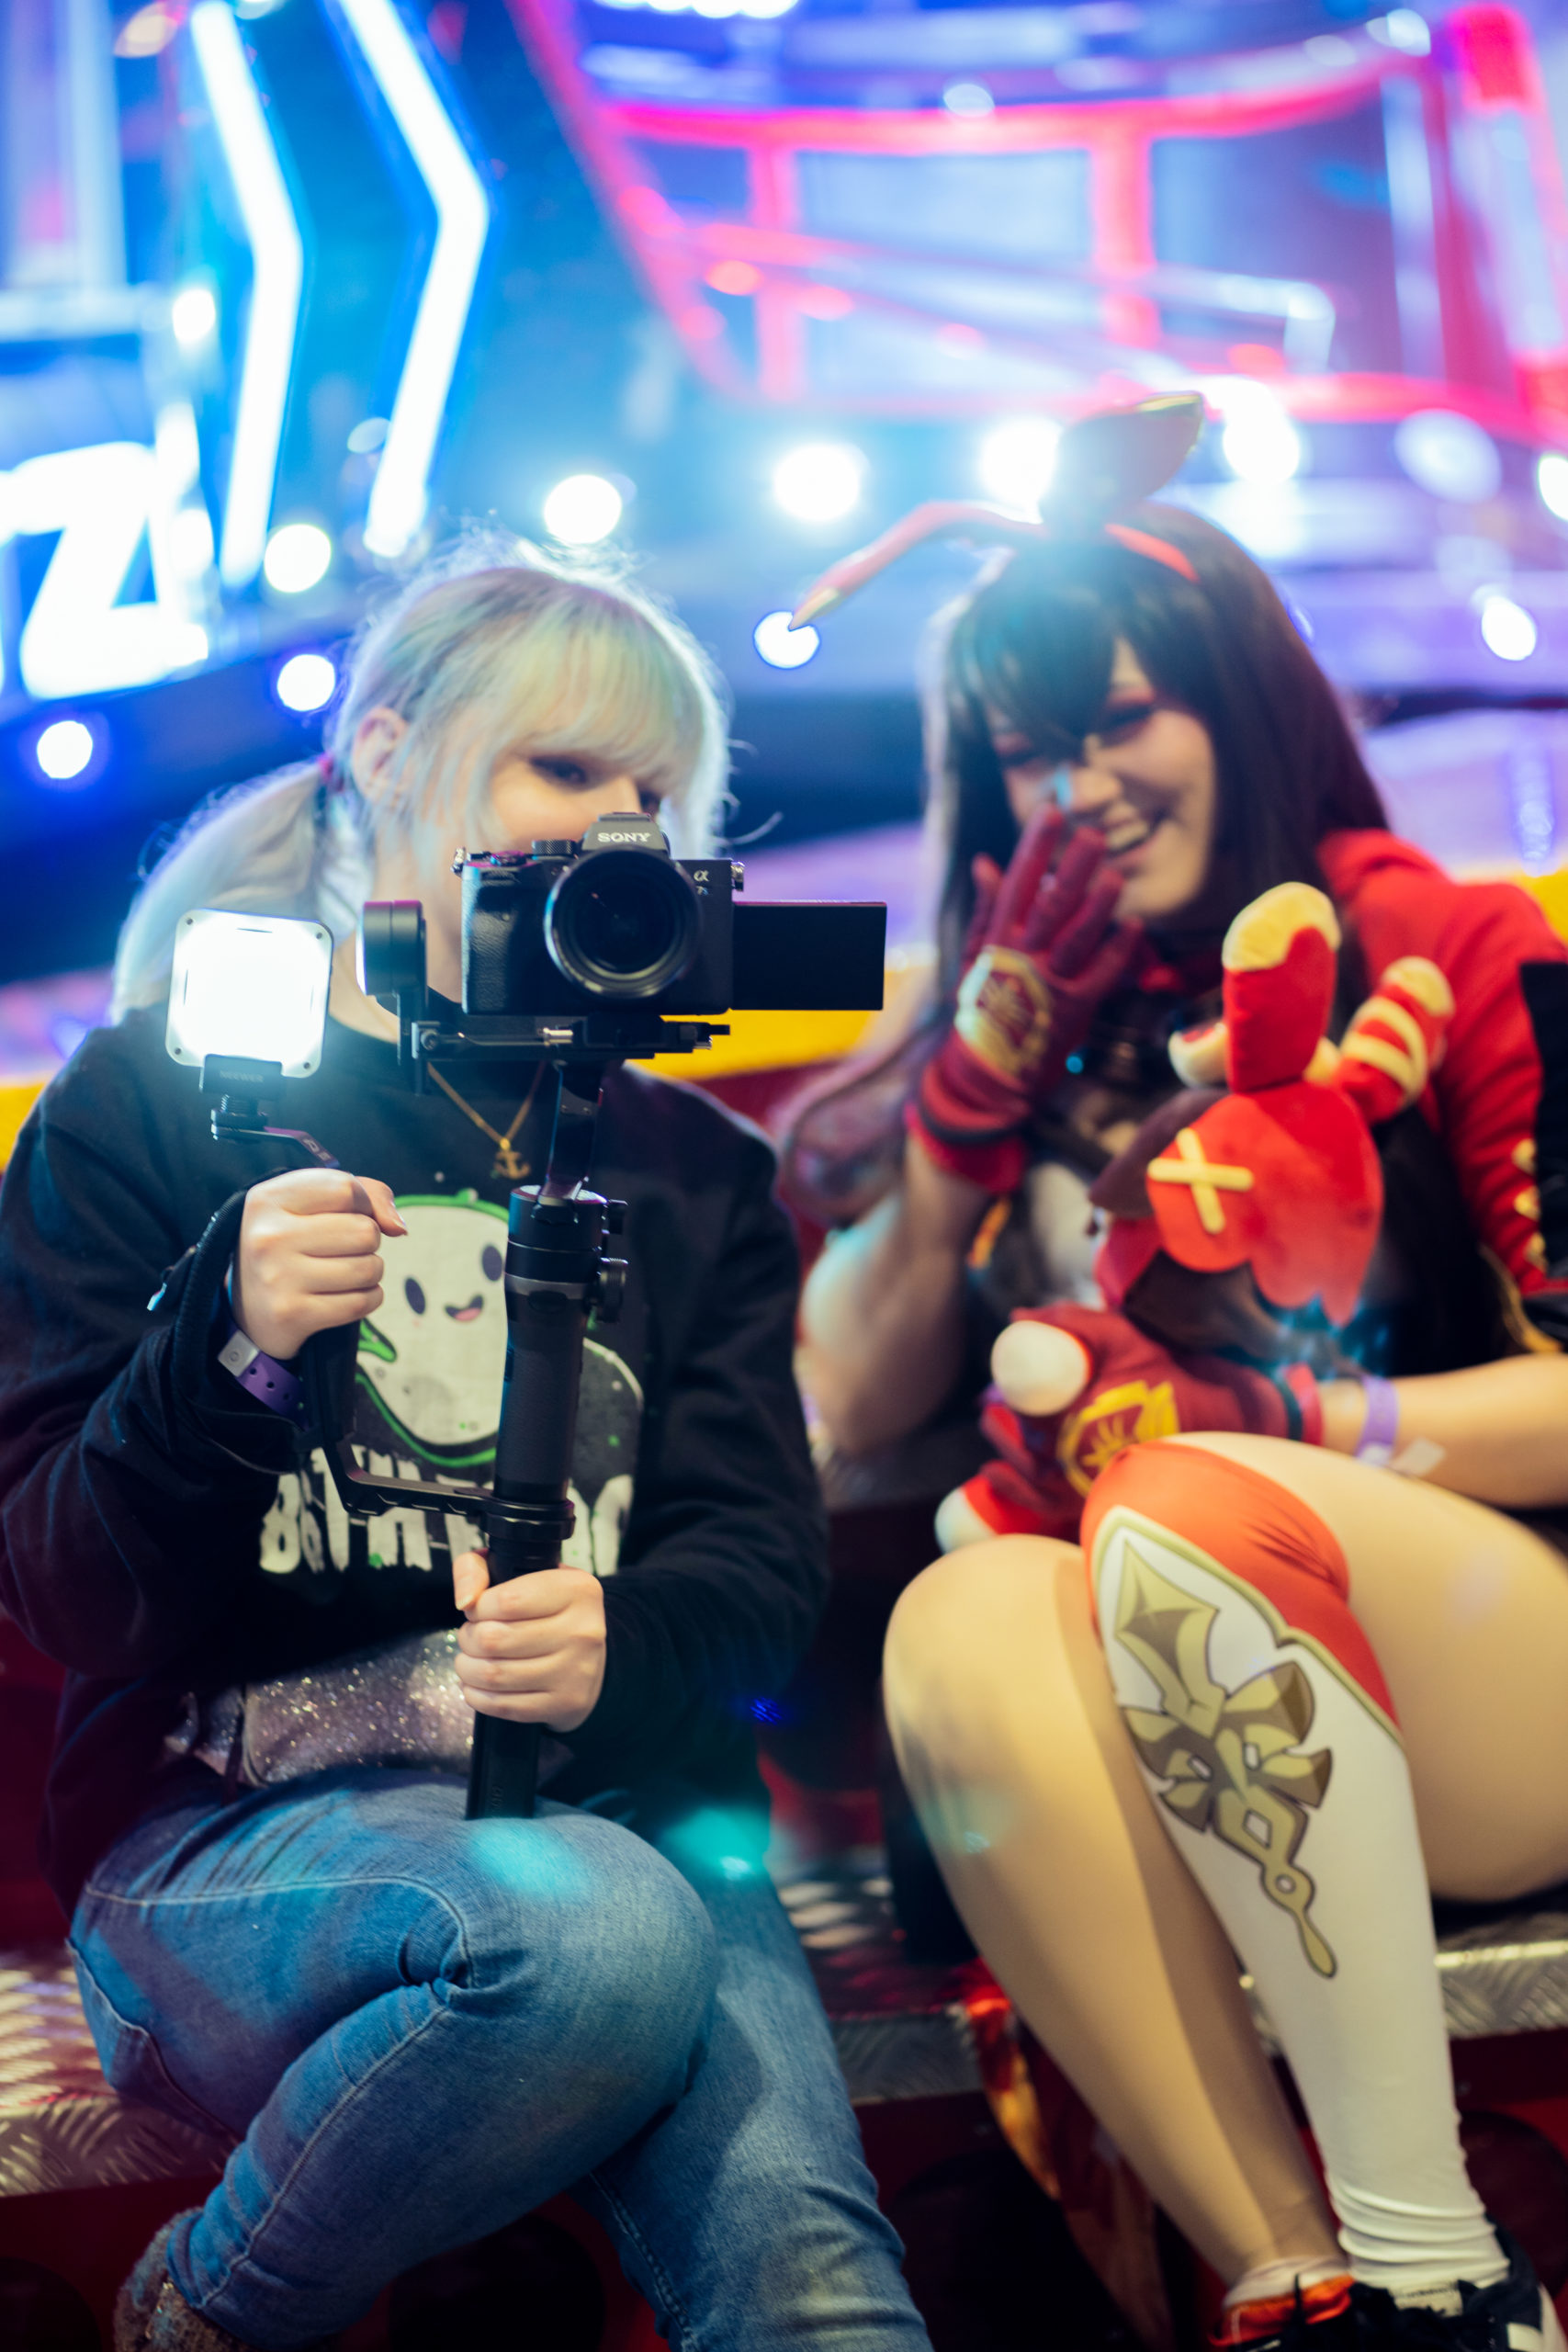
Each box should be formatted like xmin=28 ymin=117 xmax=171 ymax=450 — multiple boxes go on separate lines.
xmin=1168 ymin=1435 xmax=1568 ymax=1900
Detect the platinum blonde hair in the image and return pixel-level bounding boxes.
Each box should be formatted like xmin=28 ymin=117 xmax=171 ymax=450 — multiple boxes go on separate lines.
xmin=112 ymin=535 xmax=730 ymax=1017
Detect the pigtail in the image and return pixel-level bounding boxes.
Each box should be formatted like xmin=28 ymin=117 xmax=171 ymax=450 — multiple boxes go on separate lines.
xmin=110 ymin=759 xmax=370 ymax=1019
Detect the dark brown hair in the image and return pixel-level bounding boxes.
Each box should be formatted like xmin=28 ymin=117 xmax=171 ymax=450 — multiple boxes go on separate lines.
xmin=781 ymin=503 xmax=1389 ymax=1224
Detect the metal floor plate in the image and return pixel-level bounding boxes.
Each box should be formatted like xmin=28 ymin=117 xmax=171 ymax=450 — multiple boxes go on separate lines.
xmin=6 ymin=1891 xmax=1568 ymax=2195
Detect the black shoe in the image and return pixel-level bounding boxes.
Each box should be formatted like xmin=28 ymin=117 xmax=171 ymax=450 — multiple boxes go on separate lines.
xmin=1352 ymin=2232 xmax=1565 ymax=2352
xmin=1213 ymin=2277 xmax=1359 ymax=2352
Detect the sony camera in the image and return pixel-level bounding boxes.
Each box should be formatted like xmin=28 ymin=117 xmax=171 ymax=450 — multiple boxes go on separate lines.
xmin=361 ymin=811 xmax=886 ymax=1024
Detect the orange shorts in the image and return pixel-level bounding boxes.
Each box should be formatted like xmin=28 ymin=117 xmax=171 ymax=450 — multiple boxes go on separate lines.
xmin=1080 ymin=1441 xmax=1396 ymax=1723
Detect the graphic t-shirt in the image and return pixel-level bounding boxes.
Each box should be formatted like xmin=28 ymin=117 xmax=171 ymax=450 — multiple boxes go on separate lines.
xmin=0 ymin=1004 xmax=827 ymax=1910
xmin=261 ymin=1191 xmax=643 ymax=1592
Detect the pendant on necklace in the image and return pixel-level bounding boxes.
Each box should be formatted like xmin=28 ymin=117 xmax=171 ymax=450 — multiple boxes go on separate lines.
xmin=491 ymin=1141 xmax=529 ymax=1182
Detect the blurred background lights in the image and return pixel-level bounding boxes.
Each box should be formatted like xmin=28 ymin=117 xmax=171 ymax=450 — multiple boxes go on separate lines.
xmin=598 ymin=0 xmax=796 ymax=16
xmin=1368 ymin=8 xmax=1431 ymax=52
xmin=170 ymin=508 xmax=216 ymax=580
xmin=1216 ymin=385 xmax=1302 ymax=486
xmin=171 ymin=286 xmax=218 ymax=345
xmin=113 ymin=0 xmax=181 ymax=55
xmin=1479 ymin=594 xmax=1539 ymax=662
xmin=31 ymin=719 xmax=98 ymax=785
xmin=754 ymin=611 xmax=819 ymax=669
xmin=979 ymin=416 xmax=1061 ymax=512
xmin=772 ymin=443 xmax=864 ymax=525
xmin=346 ymin=417 xmax=390 ymax=456
xmin=542 ymin=473 xmax=624 ymax=545
xmin=275 ymin=652 xmax=338 ymax=713
xmin=942 ymin=83 xmax=994 ymax=118
xmin=1393 ymin=411 xmax=1502 ymax=503
xmin=263 ymin=523 xmax=333 ymax=594
xmin=1538 ymin=453 xmax=1568 ymax=522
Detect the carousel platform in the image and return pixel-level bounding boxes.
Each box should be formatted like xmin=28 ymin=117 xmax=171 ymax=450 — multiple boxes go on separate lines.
xmin=7 ymin=1875 xmax=1568 ymax=2204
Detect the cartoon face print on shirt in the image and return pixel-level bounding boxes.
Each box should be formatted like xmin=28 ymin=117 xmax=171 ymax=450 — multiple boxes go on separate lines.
xmin=357 ymin=1194 xmax=510 ymax=1470
xmin=332 ymin=1189 xmax=642 ymax=1579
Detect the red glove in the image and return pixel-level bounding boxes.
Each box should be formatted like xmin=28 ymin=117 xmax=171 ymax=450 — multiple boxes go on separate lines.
xmin=909 ymin=807 xmax=1144 ymax=1192
xmin=982 ymin=1303 xmax=1321 ymax=1503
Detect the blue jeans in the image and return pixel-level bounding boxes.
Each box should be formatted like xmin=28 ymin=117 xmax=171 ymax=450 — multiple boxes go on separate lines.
xmin=71 ymin=1767 xmax=929 ymax=2351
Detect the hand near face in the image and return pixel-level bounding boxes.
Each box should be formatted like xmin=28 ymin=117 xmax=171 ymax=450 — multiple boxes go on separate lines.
xmin=450 ymin=1554 xmax=607 ymax=1732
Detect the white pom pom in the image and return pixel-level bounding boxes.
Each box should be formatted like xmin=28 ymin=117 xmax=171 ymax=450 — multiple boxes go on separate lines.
xmin=934 ymin=1487 xmax=998 ymax=1552
xmin=990 ymin=1320 xmax=1092 ymax=1416
xmin=1168 ymin=1021 xmax=1229 ymax=1087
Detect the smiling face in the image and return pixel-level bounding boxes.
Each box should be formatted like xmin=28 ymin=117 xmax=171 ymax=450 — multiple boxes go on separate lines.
xmin=989 ymin=639 xmax=1219 ymax=926
xmin=357 ymin=1196 xmax=511 ymax=1462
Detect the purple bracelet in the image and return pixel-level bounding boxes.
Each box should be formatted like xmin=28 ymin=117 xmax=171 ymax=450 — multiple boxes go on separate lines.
xmin=217 ymin=1305 xmax=305 ymax=1421
xmin=1353 ymin=1374 xmax=1400 ymax=1466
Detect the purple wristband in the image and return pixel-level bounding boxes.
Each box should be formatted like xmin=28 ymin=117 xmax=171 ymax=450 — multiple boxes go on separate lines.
xmin=1353 ymin=1374 xmax=1400 ymax=1466
xmin=217 ymin=1306 xmax=304 ymax=1421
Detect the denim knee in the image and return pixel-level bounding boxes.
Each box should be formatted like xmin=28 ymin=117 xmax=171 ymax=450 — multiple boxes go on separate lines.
xmin=452 ymin=1809 xmax=718 ymax=2109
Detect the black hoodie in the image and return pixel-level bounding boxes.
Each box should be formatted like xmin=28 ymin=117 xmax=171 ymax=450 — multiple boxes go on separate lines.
xmin=0 ymin=1007 xmax=827 ymax=1912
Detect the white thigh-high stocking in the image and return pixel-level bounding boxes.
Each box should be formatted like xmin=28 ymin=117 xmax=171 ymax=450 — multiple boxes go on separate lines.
xmin=1083 ymin=1443 xmax=1505 ymax=2308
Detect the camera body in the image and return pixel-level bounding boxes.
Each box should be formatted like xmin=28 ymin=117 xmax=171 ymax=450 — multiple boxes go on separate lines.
xmin=359 ymin=810 xmax=886 ymax=1073
xmin=463 ymin=811 xmax=737 ymax=1016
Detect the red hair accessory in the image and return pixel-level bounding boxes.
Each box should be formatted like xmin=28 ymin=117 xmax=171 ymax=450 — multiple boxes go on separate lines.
xmin=790 ymin=393 xmax=1204 ymax=631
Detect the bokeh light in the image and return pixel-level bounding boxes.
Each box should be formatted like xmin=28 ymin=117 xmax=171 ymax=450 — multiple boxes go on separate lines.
xmin=171 ymin=286 xmax=218 ymax=345
xmin=31 ymin=718 xmax=100 ymax=785
xmin=1478 ymin=594 xmax=1539 ymax=662
xmin=276 ymin=652 xmax=338 ymax=712
xmin=772 ymin=443 xmax=864 ymax=524
xmin=263 ymin=522 xmax=333 ymax=594
xmin=542 ymin=473 xmax=624 ymax=545
xmin=1369 ymin=8 xmax=1431 ymax=53
xmin=753 ymin=611 xmax=819 ymax=669
xmin=1218 ymin=385 xmax=1302 ymax=486
xmin=978 ymin=416 xmax=1061 ymax=512
xmin=942 ymin=83 xmax=994 ymax=117
xmin=1393 ymin=411 xmax=1501 ymax=503
xmin=1538 ymin=453 xmax=1568 ymax=522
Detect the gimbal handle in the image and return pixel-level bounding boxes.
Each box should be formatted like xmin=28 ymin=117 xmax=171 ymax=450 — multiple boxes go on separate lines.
xmin=301 ymin=1061 xmax=626 ymax=1820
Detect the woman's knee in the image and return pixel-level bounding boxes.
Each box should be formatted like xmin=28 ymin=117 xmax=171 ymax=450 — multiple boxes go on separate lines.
xmin=453 ymin=1812 xmax=718 ymax=2085
xmin=886 ymin=1537 xmax=1080 ymax=1704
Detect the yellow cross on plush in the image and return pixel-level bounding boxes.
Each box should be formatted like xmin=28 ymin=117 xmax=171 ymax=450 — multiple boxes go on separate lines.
xmin=1146 ymin=1125 xmax=1254 ymax=1237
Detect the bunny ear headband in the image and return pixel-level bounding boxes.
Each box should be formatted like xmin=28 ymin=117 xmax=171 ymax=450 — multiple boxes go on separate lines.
xmin=789 ymin=392 xmax=1206 ymax=632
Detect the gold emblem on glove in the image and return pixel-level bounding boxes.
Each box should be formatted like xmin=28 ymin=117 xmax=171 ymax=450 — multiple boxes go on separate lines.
xmin=1057 ymin=1379 xmax=1179 ymax=1498
xmin=954 ymin=947 xmax=1053 ymax=1081
xmin=1112 ymin=1545 xmax=1337 ymax=1976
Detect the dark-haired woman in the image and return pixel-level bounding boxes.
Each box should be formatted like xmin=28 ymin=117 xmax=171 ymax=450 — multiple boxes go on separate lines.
xmin=789 ymin=503 xmax=1568 ymax=2352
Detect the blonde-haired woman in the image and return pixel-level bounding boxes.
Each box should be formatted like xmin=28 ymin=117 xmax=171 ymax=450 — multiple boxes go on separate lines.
xmin=0 ymin=540 xmax=931 ymax=2352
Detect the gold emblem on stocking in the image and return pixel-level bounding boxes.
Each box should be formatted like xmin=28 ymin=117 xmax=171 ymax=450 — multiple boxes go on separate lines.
xmin=1111 ymin=1545 xmax=1337 ymax=1976
xmin=954 ymin=947 xmax=1052 ymax=1081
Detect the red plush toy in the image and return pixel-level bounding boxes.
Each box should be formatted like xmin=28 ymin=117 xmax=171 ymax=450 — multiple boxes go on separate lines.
xmin=935 ymin=881 xmax=1454 ymax=1551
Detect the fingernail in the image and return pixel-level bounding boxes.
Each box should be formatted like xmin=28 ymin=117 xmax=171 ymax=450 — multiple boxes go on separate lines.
xmin=389 ymin=1213 xmax=408 ymax=1235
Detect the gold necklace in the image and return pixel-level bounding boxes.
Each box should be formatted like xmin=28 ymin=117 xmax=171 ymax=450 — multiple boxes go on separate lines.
xmin=427 ymin=1061 xmax=546 ymax=1182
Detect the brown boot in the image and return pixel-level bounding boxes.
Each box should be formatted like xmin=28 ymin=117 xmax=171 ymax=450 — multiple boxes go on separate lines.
xmin=113 ymin=2213 xmax=340 ymax=2352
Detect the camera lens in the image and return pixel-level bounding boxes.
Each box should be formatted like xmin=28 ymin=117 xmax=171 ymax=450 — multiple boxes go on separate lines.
xmin=544 ymin=850 xmax=701 ymax=1000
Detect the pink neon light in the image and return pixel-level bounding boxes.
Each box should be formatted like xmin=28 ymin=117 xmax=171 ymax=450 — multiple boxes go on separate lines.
xmin=1452 ymin=5 xmax=1531 ymax=105
xmin=504 ymin=0 xmax=1568 ymax=429
xmin=608 ymin=68 xmax=1388 ymax=154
